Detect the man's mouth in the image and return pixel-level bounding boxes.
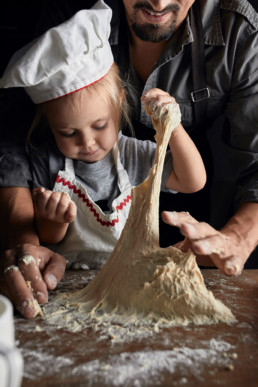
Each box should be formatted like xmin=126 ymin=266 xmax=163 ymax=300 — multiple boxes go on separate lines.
xmin=144 ymin=8 xmax=167 ymax=16
xmin=141 ymin=8 xmax=170 ymax=22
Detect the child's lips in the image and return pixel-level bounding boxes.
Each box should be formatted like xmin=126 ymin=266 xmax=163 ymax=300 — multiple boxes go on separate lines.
xmin=79 ymin=149 xmax=100 ymax=160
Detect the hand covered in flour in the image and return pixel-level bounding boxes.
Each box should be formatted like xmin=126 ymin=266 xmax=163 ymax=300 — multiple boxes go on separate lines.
xmin=141 ymin=88 xmax=181 ymax=130
xmin=33 ymin=187 xmax=77 ymax=223
xmin=0 ymin=244 xmax=66 ymax=318
xmin=161 ymin=211 xmax=246 ymax=277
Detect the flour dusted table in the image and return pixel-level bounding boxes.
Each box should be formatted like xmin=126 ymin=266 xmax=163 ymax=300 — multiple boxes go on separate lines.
xmin=16 ymin=269 xmax=258 ymax=387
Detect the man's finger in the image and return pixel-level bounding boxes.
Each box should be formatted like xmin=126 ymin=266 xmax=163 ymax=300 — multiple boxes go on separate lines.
xmin=15 ymin=245 xmax=66 ymax=298
xmin=41 ymin=251 xmax=67 ymax=290
xmin=20 ymin=245 xmax=67 ymax=290
xmin=4 ymin=266 xmax=42 ymax=319
xmin=161 ymin=211 xmax=198 ymax=227
xmin=221 ymin=256 xmax=244 ymax=277
xmin=18 ymin=254 xmax=48 ymax=304
xmin=180 ymin=221 xmax=220 ymax=240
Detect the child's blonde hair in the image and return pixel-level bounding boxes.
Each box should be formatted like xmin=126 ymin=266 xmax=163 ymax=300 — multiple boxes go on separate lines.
xmin=27 ymin=63 xmax=132 ymax=147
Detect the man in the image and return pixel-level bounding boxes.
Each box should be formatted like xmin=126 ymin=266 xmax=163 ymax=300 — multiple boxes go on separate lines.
xmin=0 ymin=0 xmax=257 ymax=318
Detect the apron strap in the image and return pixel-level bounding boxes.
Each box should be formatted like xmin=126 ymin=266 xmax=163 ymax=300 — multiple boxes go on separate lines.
xmin=113 ymin=142 xmax=131 ymax=192
xmin=65 ymin=158 xmax=75 ymax=176
xmin=190 ymin=1 xmax=210 ymax=127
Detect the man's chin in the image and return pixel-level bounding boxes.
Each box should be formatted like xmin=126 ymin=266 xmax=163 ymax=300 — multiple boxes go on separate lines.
xmin=131 ymin=22 xmax=176 ymax=42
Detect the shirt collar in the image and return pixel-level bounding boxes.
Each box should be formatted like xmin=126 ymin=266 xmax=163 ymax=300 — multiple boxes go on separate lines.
xmin=201 ymin=0 xmax=225 ymax=46
xmin=159 ymin=15 xmax=193 ymax=65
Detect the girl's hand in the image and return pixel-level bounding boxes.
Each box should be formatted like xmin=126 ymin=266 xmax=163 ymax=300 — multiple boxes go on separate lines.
xmin=33 ymin=188 xmax=77 ymax=224
xmin=141 ymin=88 xmax=181 ymax=130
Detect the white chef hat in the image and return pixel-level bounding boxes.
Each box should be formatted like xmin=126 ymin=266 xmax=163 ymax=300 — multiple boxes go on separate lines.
xmin=0 ymin=0 xmax=113 ymax=104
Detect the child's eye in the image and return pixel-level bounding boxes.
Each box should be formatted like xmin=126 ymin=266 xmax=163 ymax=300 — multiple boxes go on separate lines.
xmin=59 ymin=131 xmax=75 ymax=138
xmin=94 ymin=123 xmax=107 ymax=131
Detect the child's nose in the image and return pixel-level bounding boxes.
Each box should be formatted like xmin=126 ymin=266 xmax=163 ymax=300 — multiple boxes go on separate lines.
xmin=79 ymin=132 xmax=95 ymax=148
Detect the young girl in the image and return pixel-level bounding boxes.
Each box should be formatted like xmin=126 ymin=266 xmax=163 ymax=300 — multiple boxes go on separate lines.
xmin=0 ymin=1 xmax=206 ymax=270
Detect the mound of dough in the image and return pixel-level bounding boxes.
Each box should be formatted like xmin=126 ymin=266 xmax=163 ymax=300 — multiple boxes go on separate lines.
xmin=65 ymin=101 xmax=235 ymax=326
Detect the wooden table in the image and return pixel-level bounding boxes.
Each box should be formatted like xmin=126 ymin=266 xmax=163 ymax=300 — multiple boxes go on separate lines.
xmin=16 ymin=269 xmax=258 ymax=387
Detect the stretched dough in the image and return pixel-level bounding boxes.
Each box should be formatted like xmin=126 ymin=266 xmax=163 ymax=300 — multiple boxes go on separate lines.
xmin=62 ymin=101 xmax=235 ymax=326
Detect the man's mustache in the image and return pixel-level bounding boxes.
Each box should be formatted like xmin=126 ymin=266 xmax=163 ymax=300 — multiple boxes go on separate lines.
xmin=133 ymin=1 xmax=180 ymax=14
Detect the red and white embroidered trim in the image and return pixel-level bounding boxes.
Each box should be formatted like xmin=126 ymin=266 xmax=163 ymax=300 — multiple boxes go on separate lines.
xmin=56 ymin=175 xmax=131 ymax=227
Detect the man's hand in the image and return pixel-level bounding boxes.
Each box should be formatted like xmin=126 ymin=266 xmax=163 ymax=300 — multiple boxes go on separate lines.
xmin=162 ymin=211 xmax=249 ymax=276
xmin=0 ymin=244 xmax=67 ymax=318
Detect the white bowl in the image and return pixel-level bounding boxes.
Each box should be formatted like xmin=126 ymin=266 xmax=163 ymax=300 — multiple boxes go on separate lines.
xmin=0 ymin=295 xmax=23 ymax=387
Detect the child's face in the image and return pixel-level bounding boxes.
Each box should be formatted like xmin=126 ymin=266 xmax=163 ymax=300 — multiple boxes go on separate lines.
xmin=45 ymin=91 xmax=118 ymax=163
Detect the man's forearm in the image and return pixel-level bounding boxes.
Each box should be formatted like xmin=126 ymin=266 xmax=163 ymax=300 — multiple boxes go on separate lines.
xmin=0 ymin=187 xmax=39 ymax=253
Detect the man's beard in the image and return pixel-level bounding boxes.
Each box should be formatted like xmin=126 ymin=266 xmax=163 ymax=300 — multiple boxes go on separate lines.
xmin=131 ymin=2 xmax=180 ymax=42
xmin=131 ymin=20 xmax=177 ymax=42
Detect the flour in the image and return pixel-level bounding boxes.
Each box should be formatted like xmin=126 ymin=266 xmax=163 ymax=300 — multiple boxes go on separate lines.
xmin=4 ymin=265 xmax=19 ymax=274
xmin=22 ymin=349 xmax=73 ymax=379
xmin=73 ymin=344 xmax=234 ymax=386
xmin=21 ymin=337 xmax=236 ymax=385
xmin=20 ymin=254 xmax=36 ymax=265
